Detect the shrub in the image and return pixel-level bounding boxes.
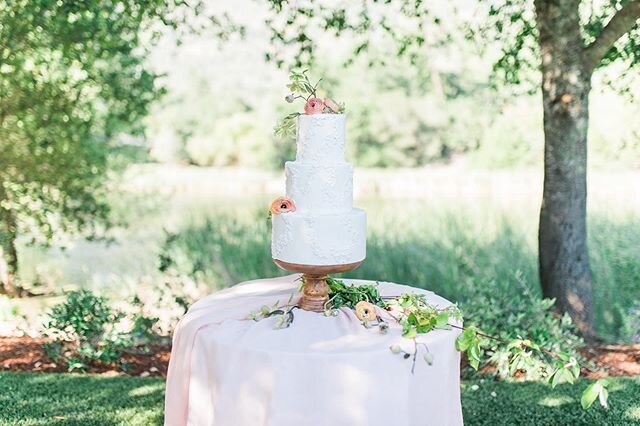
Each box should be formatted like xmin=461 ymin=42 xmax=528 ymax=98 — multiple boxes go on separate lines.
xmin=42 ymin=290 xmax=166 ymax=371
xmin=42 ymin=278 xmax=208 ymax=372
xmin=460 ymin=278 xmax=584 ymax=380
xmin=42 ymin=290 xmax=126 ymax=370
xmin=45 ymin=291 xmax=117 ymax=345
xmin=618 ymin=302 xmax=640 ymax=343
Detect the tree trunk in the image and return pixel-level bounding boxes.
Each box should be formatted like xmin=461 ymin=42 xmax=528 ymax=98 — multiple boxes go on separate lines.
xmin=535 ymin=0 xmax=596 ymax=339
xmin=0 ymin=188 xmax=21 ymax=297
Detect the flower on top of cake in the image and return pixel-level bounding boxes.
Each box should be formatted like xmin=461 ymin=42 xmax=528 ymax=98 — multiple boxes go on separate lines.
xmin=269 ymin=197 xmax=296 ymax=216
xmin=322 ymin=97 xmax=341 ymax=113
xmin=303 ymin=98 xmax=324 ymax=115
xmin=274 ymin=70 xmax=345 ymax=138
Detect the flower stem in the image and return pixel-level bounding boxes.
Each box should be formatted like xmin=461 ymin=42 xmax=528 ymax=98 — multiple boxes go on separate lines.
xmin=411 ymin=338 xmax=418 ymax=374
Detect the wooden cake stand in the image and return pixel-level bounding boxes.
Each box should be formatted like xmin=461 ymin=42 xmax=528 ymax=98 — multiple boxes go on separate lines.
xmin=273 ymin=259 xmax=364 ymax=312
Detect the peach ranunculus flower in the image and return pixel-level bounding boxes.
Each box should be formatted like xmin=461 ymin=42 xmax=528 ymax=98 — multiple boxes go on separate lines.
xmin=304 ymin=97 xmax=325 ymax=115
xmin=323 ymin=98 xmax=340 ymax=113
xmin=354 ymin=301 xmax=378 ymax=322
xmin=270 ymin=197 xmax=296 ymax=215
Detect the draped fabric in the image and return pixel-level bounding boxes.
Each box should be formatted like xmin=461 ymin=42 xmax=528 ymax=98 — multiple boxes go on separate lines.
xmin=164 ymin=274 xmax=463 ymax=426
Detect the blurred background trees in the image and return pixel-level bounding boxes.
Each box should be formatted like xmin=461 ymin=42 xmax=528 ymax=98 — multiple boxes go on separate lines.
xmin=147 ymin=1 xmax=640 ymax=167
xmin=0 ymin=0 xmax=200 ymax=295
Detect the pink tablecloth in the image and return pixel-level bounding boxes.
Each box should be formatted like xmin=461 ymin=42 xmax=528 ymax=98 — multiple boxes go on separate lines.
xmin=164 ymin=275 xmax=463 ymax=426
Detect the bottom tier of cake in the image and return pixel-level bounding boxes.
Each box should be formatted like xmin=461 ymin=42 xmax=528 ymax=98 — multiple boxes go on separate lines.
xmin=271 ymin=208 xmax=366 ymax=266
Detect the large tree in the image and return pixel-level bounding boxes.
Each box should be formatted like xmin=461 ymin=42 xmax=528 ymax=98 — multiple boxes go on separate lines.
xmin=533 ymin=0 xmax=639 ymax=338
xmin=0 ymin=0 xmax=200 ymax=296
xmin=257 ymin=0 xmax=640 ymax=338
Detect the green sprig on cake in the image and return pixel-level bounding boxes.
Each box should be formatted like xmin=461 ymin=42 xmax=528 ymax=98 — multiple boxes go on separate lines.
xmin=274 ymin=70 xmax=345 ymax=138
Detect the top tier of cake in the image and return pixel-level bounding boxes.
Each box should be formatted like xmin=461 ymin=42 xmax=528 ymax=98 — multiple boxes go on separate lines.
xmin=296 ymin=113 xmax=346 ymax=163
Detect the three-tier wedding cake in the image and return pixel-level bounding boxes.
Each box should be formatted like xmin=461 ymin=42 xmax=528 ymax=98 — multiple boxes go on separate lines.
xmin=271 ymin=113 xmax=367 ymax=266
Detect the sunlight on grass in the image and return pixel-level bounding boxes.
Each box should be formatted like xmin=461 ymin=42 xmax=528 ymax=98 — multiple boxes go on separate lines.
xmin=0 ymin=373 xmax=165 ymax=426
xmin=537 ymin=395 xmax=575 ymax=407
xmin=624 ymin=405 xmax=640 ymax=420
xmin=609 ymin=381 xmax=628 ymax=392
xmin=129 ymin=382 xmax=165 ymax=397
xmin=461 ymin=377 xmax=640 ymax=425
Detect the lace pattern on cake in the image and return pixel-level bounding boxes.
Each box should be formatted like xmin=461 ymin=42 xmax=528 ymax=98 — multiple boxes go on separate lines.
xmin=271 ymin=214 xmax=293 ymax=259
xmin=272 ymin=210 xmax=366 ymax=265
xmin=307 ymin=215 xmax=363 ymax=264
xmin=285 ymin=162 xmax=353 ymax=214
xmin=296 ymin=114 xmax=345 ymax=163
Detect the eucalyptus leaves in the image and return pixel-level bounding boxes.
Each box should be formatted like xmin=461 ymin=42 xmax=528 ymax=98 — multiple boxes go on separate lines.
xmin=274 ymin=70 xmax=345 ymax=138
xmin=247 ymin=295 xmax=297 ymax=329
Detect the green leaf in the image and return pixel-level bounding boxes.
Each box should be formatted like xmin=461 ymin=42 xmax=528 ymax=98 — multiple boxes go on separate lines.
xmin=469 ymin=353 xmax=480 ymax=370
xmin=550 ymin=367 xmax=574 ymax=388
xmin=569 ymin=359 xmax=581 ymax=380
xmin=403 ymin=327 xmax=417 ymax=339
xmin=302 ymin=81 xmax=315 ymax=95
xmin=509 ymin=353 xmax=522 ymax=376
xmin=470 ymin=340 xmax=482 ymax=360
xmin=435 ymin=312 xmax=450 ymax=329
xmin=455 ymin=336 xmax=469 ymax=352
xmin=455 ymin=327 xmax=476 ymax=352
xmin=581 ymin=382 xmax=601 ymax=410
xmin=465 ymin=336 xmax=483 ymax=371
xmin=598 ymin=385 xmax=609 ymax=409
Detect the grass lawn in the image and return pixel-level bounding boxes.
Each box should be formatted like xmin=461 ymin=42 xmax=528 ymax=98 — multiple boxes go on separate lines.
xmin=0 ymin=373 xmax=164 ymax=426
xmin=1 ymin=373 xmax=639 ymax=425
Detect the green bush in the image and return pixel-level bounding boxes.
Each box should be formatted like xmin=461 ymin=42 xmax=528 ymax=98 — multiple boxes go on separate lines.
xmin=460 ymin=280 xmax=584 ymax=380
xmin=42 ymin=290 xmax=160 ymax=371
xmin=43 ymin=291 xmax=128 ymax=370
xmin=45 ymin=291 xmax=117 ymax=345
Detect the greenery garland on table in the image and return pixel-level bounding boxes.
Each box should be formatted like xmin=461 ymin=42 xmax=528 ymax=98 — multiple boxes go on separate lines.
xmin=247 ymin=277 xmax=609 ymax=411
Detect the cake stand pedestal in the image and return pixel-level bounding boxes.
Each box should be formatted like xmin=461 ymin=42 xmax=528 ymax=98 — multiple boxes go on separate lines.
xmin=273 ymin=259 xmax=364 ymax=312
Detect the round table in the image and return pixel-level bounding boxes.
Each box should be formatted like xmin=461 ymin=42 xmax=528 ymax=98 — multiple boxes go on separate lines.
xmin=164 ymin=275 xmax=463 ymax=426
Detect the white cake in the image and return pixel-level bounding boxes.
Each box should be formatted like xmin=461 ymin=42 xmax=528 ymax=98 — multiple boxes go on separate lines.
xmin=272 ymin=114 xmax=367 ymax=266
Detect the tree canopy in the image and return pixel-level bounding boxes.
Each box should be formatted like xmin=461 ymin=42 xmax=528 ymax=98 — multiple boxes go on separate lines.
xmin=261 ymin=0 xmax=639 ymax=87
xmin=0 ymin=0 xmax=200 ymax=295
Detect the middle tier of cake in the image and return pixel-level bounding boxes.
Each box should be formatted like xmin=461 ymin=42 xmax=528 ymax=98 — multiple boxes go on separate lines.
xmin=271 ymin=208 xmax=366 ymax=266
xmin=285 ymin=161 xmax=353 ymax=214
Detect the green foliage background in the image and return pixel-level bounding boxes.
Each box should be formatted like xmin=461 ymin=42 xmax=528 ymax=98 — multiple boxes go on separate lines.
xmin=145 ymin=0 xmax=640 ymax=169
